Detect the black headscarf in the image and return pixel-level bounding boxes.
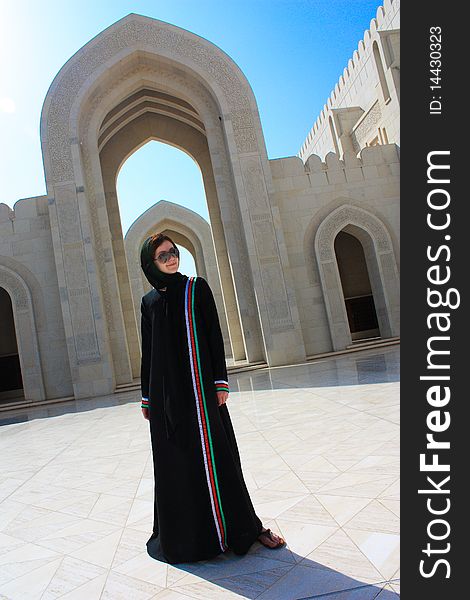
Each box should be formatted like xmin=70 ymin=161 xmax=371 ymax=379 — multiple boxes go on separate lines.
xmin=140 ymin=236 xmax=185 ymax=291
xmin=139 ymin=236 xmax=192 ymax=446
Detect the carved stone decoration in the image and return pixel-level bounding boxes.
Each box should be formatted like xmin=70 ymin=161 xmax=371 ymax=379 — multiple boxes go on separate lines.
xmin=315 ymin=204 xmax=400 ymax=350
xmin=240 ymin=156 xmax=294 ymax=331
xmin=317 ymin=204 xmax=390 ymax=261
xmin=44 ymin=16 xmax=258 ymax=184
xmin=0 ymin=271 xmax=28 ymax=311
xmin=54 ymin=184 xmax=101 ymax=364
xmin=243 ymin=158 xmax=270 ymax=212
xmin=251 ymin=216 xmax=279 ymax=258
xmin=231 ymin=109 xmax=258 ymax=153
xmin=351 ymin=100 xmax=382 ymax=150
xmin=56 ymin=186 xmax=82 ymax=243
xmin=260 ymin=264 xmax=291 ymax=325
xmin=0 ymin=266 xmax=46 ymax=401
xmin=0 ymin=256 xmax=49 ymax=331
xmin=378 ymin=250 xmax=400 ymax=330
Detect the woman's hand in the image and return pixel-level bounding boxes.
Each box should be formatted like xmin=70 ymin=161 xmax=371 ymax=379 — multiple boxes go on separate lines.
xmin=142 ymin=407 xmax=149 ymax=420
xmin=216 ymin=391 xmax=228 ymax=406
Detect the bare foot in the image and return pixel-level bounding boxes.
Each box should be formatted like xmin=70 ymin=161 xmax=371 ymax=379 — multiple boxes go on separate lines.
xmin=258 ymin=527 xmax=285 ymax=548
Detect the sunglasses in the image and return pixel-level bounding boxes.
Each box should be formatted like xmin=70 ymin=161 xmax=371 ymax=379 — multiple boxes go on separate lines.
xmin=154 ymin=246 xmax=180 ymax=264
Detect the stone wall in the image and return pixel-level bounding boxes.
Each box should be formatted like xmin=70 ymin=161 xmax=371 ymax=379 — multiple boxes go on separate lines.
xmin=270 ymin=144 xmax=400 ymax=355
xmin=299 ymin=0 xmax=400 ymax=161
xmin=0 ymin=197 xmax=73 ymax=399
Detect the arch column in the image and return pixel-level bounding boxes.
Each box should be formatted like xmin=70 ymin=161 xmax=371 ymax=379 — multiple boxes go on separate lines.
xmin=315 ymin=204 xmax=400 ymax=350
xmin=0 ymin=266 xmax=46 ymax=401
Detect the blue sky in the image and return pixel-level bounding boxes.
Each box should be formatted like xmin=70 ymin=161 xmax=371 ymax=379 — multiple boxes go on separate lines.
xmin=0 ymin=0 xmax=382 ymax=275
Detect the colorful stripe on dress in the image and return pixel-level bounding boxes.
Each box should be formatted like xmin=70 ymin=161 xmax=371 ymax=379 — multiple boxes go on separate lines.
xmin=214 ymin=380 xmax=229 ymax=393
xmin=184 ymin=276 xmax=228 ymax=552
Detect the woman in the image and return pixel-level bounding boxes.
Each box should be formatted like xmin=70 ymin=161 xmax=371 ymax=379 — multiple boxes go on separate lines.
xmin=140 ymin=232 xmax=286 ymax=564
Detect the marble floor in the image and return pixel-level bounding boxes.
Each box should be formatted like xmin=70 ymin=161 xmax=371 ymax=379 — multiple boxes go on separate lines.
xmin=0 ymin=346 xmax=399 ymax=599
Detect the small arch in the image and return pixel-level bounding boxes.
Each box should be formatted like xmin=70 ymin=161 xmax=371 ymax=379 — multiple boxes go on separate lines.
xmin=334 ymin=231 xmax=380 ymax=341
xmin=314 ymin=204 xmax=399 ymax=350
xmin=0 ymin=288 xmax=23 ymax=399
xmin=0 ymin=266 xmax=46 ymax=401
xmin=125 ymin=200 xmax=233 ymax=359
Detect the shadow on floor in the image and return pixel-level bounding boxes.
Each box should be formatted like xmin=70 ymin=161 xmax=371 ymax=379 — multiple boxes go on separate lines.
xmin=155 ymin=540 xmax=399 ymax=599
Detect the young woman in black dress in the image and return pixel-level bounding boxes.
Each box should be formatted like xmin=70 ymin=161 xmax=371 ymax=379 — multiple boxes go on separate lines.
xmin=140 ymin=232 xmax=285 ymax=564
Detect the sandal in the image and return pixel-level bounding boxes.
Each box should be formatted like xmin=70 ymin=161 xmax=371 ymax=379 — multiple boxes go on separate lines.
xmin=258 ymin=527 xmax=286 ymax=549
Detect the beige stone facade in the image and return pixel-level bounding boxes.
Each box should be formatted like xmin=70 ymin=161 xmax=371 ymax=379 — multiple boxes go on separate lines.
xmin=0 ymin=1 xmax=400 ymax=404
xmin=299 ymin=0 xmax=400 ymax=161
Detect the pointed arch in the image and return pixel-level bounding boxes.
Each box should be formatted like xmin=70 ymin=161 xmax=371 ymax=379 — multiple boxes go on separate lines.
xmin=314 ymin=204 xmax=399 ymax=350
xmin=0 ymin=265 xmax=46 ymax=401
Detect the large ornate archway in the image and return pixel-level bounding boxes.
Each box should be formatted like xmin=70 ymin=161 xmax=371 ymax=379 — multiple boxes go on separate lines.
xmin=40 ymin=14 xmax=305 ymax=397
xmin=314 ymin=204 xmax=400 ymax=350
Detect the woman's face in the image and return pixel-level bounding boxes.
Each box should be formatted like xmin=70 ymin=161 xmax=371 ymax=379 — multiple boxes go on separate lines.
xmin=153 ymin=240 xmax=180 ymax=274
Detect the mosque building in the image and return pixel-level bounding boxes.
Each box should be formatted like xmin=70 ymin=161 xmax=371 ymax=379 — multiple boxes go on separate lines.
xmin=0 ymin=0 xmax=400 ymax=406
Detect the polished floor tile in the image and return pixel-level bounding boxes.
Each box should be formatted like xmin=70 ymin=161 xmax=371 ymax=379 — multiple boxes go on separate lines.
xmin=0 ymin=346 xmax=399 ymax=598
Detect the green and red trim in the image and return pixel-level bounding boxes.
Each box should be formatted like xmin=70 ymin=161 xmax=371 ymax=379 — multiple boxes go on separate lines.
xmin=215 ymin=380 xmax=229 ymax=393
xmin=185 ymin=277 xmax=228 ymax=552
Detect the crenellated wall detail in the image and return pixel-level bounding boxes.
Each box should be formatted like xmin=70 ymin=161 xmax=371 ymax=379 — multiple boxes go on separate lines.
xmin=270 ymin=143 xmax=399 ymax=355
xmin=299 ymin=0 xmax=400 ymax=161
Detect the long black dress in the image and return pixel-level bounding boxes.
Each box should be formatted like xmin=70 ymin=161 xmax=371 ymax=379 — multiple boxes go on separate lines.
xmin=140 ymin=275 xmax=263 ymax=564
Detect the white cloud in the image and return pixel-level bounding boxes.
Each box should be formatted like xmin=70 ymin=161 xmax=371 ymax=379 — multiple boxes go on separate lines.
xmin=0 ymin=97 xmax=16 ymax=113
